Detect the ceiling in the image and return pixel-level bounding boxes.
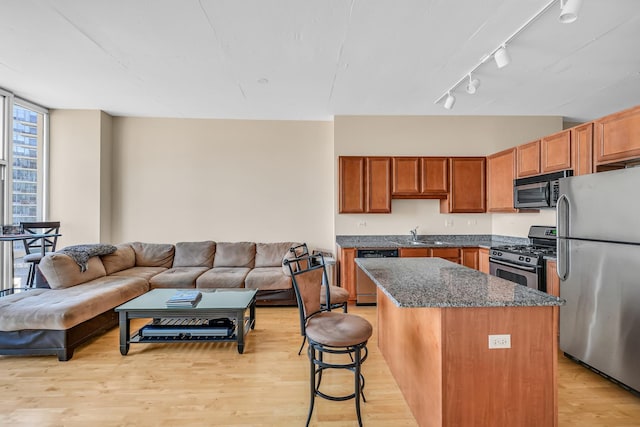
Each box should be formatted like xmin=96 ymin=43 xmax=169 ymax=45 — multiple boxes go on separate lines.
xmin=1 ymin=0 xmax=639 ymax=122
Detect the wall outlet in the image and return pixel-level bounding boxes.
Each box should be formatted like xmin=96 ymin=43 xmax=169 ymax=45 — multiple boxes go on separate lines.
xmin=357 ymin=221 xmax=367 ymax=228
xmin=467 ymin=219 xmax=477 ymax=226
xmin=488 ymin=334 xmax=511 ymax=349
xmin=444 ymin=219 xmax=454 ymax=227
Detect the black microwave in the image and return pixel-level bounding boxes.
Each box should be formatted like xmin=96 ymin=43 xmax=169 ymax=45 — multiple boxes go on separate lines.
xmin=513 ymin=170 xmax=573 ymax=209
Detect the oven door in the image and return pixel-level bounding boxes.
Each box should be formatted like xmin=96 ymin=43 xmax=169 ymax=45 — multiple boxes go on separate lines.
xmin=489 ymin=258 xmax=542 ymax=291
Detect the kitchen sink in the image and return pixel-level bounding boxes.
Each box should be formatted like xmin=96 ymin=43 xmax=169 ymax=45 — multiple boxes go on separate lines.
xmin=398 ymin=240 xmax=446 ymax=246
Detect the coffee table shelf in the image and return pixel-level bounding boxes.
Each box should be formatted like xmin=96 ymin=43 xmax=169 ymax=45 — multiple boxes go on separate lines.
xmin=116 ymin=288 xmax=257 ymax=354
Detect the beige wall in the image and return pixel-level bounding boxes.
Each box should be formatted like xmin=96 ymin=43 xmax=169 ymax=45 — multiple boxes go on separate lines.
xmin=49 ymin=109 xmax=106 ymax=247
xmin=110 ymin=118 xmax=335 ymax=250
xmin=334 ymin=115 xmax=563 ymax=238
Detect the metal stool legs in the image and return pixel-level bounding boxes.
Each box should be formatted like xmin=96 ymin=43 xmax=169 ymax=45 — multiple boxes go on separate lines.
xmin=305 ymin=341 xmax=369 ymax=427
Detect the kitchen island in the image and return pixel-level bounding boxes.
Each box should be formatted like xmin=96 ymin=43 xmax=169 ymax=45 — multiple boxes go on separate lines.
xmin=356 ymin=257 xmax=564 ymax=427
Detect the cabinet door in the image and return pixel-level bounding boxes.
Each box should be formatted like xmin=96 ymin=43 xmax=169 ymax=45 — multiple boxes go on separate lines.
xmin=487 ymin=148 xmax=517 ymax=212
xmin=479 ymin=248 xmax=490 ymax=274
xmin=431 ymin=248 xmax=460 ymax=263
xmin=546 ymin=260 xmax=559 ymax=297
xmin=572 ymin=122 xmax=594 ymax=176
xmin=338 ymin=247 xmax=357 ymax=301
xmin=421 ymin=157 xmax=449 ymax=196
xmin=517 ymin=140 xmax=541 ymax=177
xmin=366 ymin=157 xmax=392 ymax=213
xmin=399 ymin=247 xmax=430 ymax=257
xmin=594 ymin=105 xmax=640 ymax=165
xmin=441 ymin=157 xmax=486 ymax=213
xmin=461 ymin=248 xmax=479 ymax=269
xmin=541 ymin=130 xmax=572 ymax=173
xmin=392 ymin=157 xmax=421 ymax=196
xmin=339 ymin=157 xmax=366 ymax=213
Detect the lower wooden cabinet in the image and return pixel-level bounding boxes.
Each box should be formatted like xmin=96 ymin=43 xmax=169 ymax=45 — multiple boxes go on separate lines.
xmin=461 ymin=248 xmax=479 ymax=270
xmin=479 ymin=248 xmax=490 ymax=274
xmin=399 ymin=247 xmax=430 ymax=257
xmin=545 ymin=260 xmax=559 ymax=297
xmin=337 ymin=247 xmax=357 ymax=302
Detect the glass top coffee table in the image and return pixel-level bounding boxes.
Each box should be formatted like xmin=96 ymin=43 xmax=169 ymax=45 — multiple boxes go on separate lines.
xmin=115 ymin=288 xmax=257 ymax=354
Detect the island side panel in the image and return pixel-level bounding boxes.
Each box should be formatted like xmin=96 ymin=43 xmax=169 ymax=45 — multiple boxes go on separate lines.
xmin=377 ymin=288 xmax=443 ymax=427
xmin=442 ymin=306 xmax=557 ymax=427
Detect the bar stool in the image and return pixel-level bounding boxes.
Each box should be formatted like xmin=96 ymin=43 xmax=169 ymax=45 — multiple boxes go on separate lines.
xmin=285 ymin=254 xmax=372 ymax=427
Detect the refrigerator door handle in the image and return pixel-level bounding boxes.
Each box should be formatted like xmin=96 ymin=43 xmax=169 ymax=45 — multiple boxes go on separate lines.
xmin=556 ymin=194 xmax=569 ymax=280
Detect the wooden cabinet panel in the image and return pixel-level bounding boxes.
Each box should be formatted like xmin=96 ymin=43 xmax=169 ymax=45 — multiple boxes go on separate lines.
xmin=338 ymin=247 xmax=357 ymax=302
xmin=461 ymin=248 xmax=479 ymax=270
xmin=421 ymin=157 xmax=449 ymax=196
xmin=572 ymin=122 xmax=594 ymax=176
xmin=392 ymin=157 xmax=448 ymax=198
xmin=432 ymin=247 xmax=460 ymax=263
xmin=479 ymin=248 xmax=490 ymax=274
xmin=541 ymin=130 xmax=572 ymax=173
xmin=546 ymin=260 xmax=559 ymax=297
xmin=399 ymin=247 xmax=430 ymax=257
xmin=594 ymin=105 xmax=640 ymax=165
xmin=339 ymin=157 xmax=366 ymax=213
xmin=440 ymin=157 xmax=486 ymax=213
xmin=487 ymin=148 xmax=517 ymax=212
xmin=366 ymin=157 xmax=392 ymax=213
xmin=339 ymin=156 xmax=391 ymax=214
xmin=392 ymin=157 xmax=421 ymax=195
xmin=517 ymin=140 xmax=541 ymax=177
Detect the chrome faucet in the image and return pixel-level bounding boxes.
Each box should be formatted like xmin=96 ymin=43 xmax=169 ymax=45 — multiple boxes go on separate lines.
xmin=410 ymin=226 xmax=418 ymax=241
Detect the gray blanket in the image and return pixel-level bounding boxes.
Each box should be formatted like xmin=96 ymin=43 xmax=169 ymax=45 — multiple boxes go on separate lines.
xmin=59 ymin=244 xmax=118 ymax=272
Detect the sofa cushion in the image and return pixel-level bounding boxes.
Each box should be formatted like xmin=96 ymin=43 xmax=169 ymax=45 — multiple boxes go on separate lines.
xmin=131 ymin=242 xmax=174 ymax=268
xmin=110 ymin=266 xmax=168 ymax=282
xmin=213 ymin=242 xmax=255 ymax=268
xmin=173 ymin=241 xmax=216 ymax=268
xmin=196 ymin=267 xmax=251 ymax=289
xmin=39 ymin=254 xmax=107 ymax=289
xmin=149 ymin=267 xmax=209 ymax=289
xmin=0 ymin=275 xmax=148 ymax=331
xmin=100 ymin=243 xmax=136 ymax=275
xmin=255 ymin=242 xmax=299 ymax=268
xmin=245 ymin=267 xmax=292 ymax=291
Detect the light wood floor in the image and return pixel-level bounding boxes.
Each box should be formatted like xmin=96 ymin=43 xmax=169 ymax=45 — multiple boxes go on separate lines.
xmin=1 ymin=305 xmax=639 ymax=426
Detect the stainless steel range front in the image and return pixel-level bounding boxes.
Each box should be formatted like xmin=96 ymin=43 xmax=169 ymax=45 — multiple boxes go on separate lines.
xmin=489 ymin=225 xmax=557 ymax=293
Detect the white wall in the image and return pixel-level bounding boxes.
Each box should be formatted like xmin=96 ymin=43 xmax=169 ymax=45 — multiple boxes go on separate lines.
xmin=334 ymin=115 xmax=563 ymax=238
xmin=110 ymin=117 xmax=335 ymax=250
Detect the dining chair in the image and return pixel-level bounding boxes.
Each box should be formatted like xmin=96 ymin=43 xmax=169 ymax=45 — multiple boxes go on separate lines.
xmin=284 ymin=253 xmax=372 ymax=427
xmin=20 ymin=221 xmax=61 ymax=288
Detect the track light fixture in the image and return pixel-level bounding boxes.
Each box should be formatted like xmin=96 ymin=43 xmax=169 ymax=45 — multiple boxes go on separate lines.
xmin=434 ymin=0 xmax=579 ymax=110
xmin=465 ymin=75 xmax=480 ymax=94
xmin=559 ymin=0 xmax=581 ymax=23
xmin=444 ymin=92 xmax=456 ymax=110
xmin=494 ymin=45 xmax=511 ymax=69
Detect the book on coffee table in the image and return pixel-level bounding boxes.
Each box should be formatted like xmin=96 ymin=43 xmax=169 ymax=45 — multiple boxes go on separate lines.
xmin=165 ymin=290 xmax=202 ymax=307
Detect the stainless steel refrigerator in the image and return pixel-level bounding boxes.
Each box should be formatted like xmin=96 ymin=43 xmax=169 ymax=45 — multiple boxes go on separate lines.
xmin=557 ymin=166 xmax=640 ymax=393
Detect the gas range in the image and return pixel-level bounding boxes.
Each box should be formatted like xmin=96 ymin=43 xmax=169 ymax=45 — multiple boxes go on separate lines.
xmin=489 ymin=226 xmax=557 ymax=292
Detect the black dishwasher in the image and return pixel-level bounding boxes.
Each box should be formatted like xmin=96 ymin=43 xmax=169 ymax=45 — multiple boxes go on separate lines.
xmin=356 ymin=248 xmax=398 ymax=305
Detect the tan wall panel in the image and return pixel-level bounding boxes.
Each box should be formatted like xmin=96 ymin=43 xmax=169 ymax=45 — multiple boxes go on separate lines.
xmin=110 ymin=117 xmax=335 ymax=250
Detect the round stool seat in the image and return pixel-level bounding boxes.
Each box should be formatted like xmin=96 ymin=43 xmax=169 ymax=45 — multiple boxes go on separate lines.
xmin=23 ymin=253 xmax=45 ymax=263
xmin=306 ymin=312 xmax=372 ymax=347
xmin=320 ymin=286 xmax=349 ymax=305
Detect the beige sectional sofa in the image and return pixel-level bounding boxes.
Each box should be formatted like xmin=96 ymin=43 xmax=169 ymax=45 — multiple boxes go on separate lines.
xmin=0 ymin=241 xmax=299 ymax=361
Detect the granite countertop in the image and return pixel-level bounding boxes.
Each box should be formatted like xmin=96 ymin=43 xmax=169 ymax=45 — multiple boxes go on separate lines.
xmin=336 ymin=234 xmax=528 ymax=249
xmin=355 ymin=257 xmax=565 ymax=309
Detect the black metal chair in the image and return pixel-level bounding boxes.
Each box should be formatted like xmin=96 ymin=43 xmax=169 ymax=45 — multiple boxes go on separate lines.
xmin=284 ymin=253 xmax=372 ymax=427
xmin=287 ymin=243 xmax=349 ymax=355
xmin=20 ymin=221 xmax=60 ymax=288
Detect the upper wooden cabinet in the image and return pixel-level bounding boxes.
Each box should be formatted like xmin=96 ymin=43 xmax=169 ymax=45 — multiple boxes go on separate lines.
xmin=440 ymin=157 xmax=486 ymax=213
xmin=392 ymin=157 xmax=448 ymax=198
xmin=487 ymin=148 xmax=517 ymax=213
xmin=572 ymin=122 xmax=594 ymax=176
xmin=541 ymin=129 xmax=572 ymax=173
xmin=594 ymin=105 xmax=640 ymax=166
xmin=516 ymin=140 xmax=541 ymax=177
xmin=339 ymin=156 xmax=392 ymax=213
